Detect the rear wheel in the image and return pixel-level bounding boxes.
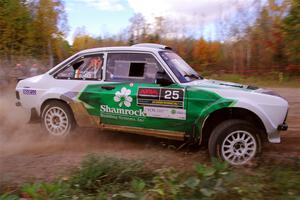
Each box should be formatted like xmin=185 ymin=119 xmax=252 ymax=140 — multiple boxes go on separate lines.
xmin=41 ymin=101 xmax=75 ymax=137
xmin=208 ymin=119 xmax=261 ymax=165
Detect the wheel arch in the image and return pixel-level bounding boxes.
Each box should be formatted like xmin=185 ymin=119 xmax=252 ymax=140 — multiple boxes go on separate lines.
xmin=36 ymin=86 xmax=74 ymax=116
xmin=200 ymin=107 xmax=267 ymax=146
xmin=40 ymin=98 xmax=72 ymax=117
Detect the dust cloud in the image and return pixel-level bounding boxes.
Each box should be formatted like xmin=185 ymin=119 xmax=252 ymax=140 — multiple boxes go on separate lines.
xmin=0 ymin=86 xmax=163 ymax=156
xmin=0 ymin=87 xmax=39 ymax=155
xmin=0 ymin=86 xmax=107 ymax=156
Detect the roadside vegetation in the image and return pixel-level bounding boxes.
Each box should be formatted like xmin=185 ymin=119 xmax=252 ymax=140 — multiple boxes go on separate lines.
xmin=1 ymin=155 xmax=300 ymax=200
xmin=205 ymin=73 xmax=300 ymax=88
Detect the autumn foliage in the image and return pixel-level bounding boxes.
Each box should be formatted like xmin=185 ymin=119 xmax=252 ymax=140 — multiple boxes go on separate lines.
xmin=0 ymin=0 xmax=299 ymax=75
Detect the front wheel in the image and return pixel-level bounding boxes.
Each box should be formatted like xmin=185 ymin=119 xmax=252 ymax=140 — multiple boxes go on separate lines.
xmin=41 ymin=101 xmax=75 ymax=137
xmin=208 ymin=120 xmax=261 ymax=165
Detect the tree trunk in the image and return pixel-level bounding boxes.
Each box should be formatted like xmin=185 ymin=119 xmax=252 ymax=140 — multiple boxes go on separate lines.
xmin=233 ymin=46 xmax=237 ymax=73
xmin=246 ymin=40 xmax=251 ymax=69
xmin=48 ymin=39 xmax=54 ymax=68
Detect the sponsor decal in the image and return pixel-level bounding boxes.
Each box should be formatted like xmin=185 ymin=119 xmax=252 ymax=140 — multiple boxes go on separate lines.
xmin=114 ymin=87 xmax=132 ymax=107
xmin=137 ymin=87 xmax=184 ymax=108
xmin=144 ymin=106 xmax=186 ymax=120
xmin=23 ymin=89 xmax=36 ymax=95
xmin=101 ymin=87 xmax=144 ymax=122
xmin=100 ymin=105 xmax=145 ymax=122
xmin=100 ymin=87 xmax=186 ymax=122
xmin=138 ymin=88 xmax=160 ymax=99
xmin=100 ymin=105 xmax=144 ymax=116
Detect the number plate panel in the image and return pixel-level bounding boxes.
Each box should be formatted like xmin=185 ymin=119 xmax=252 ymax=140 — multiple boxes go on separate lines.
xmin=137 ymin=87 xmax=185 ymax=108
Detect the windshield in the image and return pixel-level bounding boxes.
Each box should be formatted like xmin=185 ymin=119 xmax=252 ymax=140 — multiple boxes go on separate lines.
xmin=159 ymin=51 xmax=202 ymax=83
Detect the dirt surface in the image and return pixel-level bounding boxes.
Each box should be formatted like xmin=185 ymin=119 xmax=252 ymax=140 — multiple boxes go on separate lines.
xmin=0 ymin=87 xmax=300 ymax=186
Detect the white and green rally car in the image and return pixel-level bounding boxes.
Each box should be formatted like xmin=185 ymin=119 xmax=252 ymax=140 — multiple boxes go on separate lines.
xmin=16 ymin=43 xmax=288 ymax=165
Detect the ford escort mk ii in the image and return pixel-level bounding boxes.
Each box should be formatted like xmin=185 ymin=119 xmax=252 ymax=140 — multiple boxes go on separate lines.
xmin=16 ymin=43 xmax=289 ymax=165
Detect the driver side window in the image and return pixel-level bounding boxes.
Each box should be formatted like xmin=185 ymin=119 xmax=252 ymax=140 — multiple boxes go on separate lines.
xmin=105 ymin=53 xmax=163 ymax=83
xmin=56 ymin=54 xmax=104 ymax=80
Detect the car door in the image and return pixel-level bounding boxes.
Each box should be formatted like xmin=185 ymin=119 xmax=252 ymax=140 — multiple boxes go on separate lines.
xmin=54 ymin=53 xmax=106 ymax=128
xmin=78 ymin=52 xmax=188 ymax=132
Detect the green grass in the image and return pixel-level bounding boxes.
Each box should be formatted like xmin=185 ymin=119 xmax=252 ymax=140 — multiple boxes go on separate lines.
xmin=1 ymin=155 xmax=300 ymax=199
xmin=205 ymin=73 xmax=300 ymax=88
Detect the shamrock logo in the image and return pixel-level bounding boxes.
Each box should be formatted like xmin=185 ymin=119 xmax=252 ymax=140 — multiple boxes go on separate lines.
xmin=114 ymin=87 xmax=132 ymax=107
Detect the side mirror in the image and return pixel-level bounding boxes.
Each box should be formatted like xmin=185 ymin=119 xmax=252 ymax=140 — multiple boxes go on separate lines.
xmin=156 ymin=71 xmax=174 ymax=86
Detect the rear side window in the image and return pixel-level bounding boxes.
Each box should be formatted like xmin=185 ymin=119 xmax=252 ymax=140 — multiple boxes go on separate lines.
xmin=105 ymin=53 xmax=161 ymax=83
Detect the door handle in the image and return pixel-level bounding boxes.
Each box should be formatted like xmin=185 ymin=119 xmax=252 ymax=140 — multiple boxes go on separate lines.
xmin=101 ymin=85 xmax=115 ymax=90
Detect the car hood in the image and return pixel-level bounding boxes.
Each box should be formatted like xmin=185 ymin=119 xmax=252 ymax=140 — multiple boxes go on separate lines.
xmin=186 ymin=79 xmax=258 ymax=90
xmin=185 ymin=79 xmax=283 ymax=98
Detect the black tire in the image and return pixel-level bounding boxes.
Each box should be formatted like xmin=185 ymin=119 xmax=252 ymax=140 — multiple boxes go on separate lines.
xmin=208 ymin=119 xmax=261 ymax=165
xmin=41 ymin=100 xmax=76 ymax=137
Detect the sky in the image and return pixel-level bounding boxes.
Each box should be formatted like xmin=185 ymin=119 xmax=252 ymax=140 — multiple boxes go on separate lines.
xmin=64 ymin=0 xmax=254 ymax=43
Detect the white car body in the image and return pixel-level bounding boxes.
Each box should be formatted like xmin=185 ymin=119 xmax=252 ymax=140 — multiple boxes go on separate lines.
xmin=16 ymin=43 xmax=288 ymax=150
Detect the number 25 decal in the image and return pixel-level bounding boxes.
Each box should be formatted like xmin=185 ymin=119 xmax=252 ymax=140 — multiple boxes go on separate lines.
xmin=161 ymin=89 xmax=184 ymax=101
xmin=164 ymin=90 xmax=179 ymax=100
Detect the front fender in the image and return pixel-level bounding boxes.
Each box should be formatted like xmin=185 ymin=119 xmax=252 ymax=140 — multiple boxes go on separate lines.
xmin=196 ymin=98 xmax=237 ymax=128
xmin=234 ymin=98 xmax=287 ymax=134
xmin=38 ymin=87 xmax=72 ymax=115
xmin=197 ymin=98 xmax=285 ymax=144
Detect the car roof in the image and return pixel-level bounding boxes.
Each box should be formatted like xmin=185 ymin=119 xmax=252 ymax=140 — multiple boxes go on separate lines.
xmin=77 ymin=43 xmax=172 ymax=55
